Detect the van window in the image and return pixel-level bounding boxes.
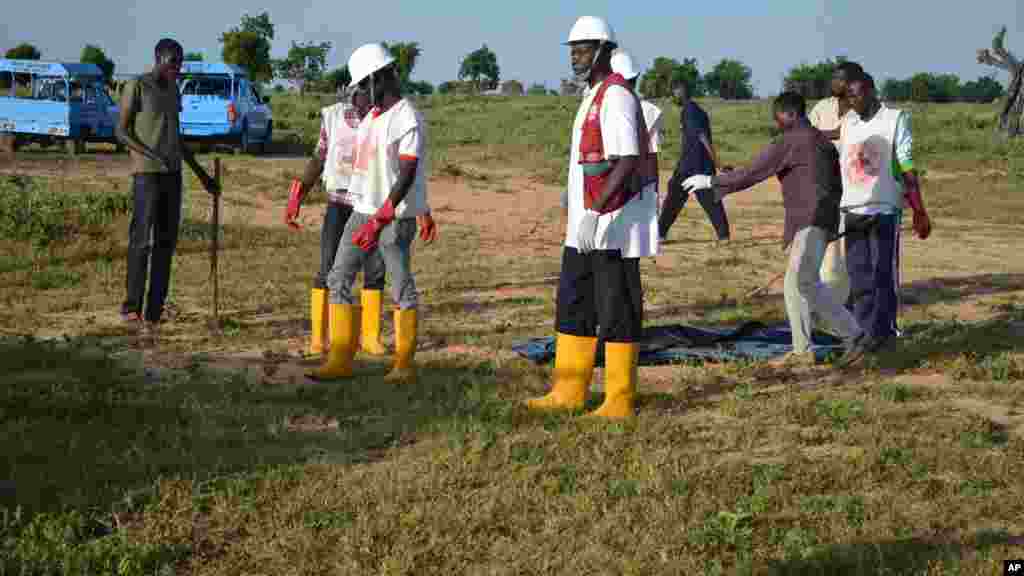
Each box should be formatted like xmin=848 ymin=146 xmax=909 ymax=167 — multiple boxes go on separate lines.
xmin=0 ymin=72 xmax=13 ymax=97
xmin=32 ymin=77 xmax=68 ymax=102
xmin=180 ymin=75 xmax=231 ymax=98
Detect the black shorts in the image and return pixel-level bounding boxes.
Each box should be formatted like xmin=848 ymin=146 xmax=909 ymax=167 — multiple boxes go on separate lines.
xmin=555 ymin=247 xmax=643 ymax=343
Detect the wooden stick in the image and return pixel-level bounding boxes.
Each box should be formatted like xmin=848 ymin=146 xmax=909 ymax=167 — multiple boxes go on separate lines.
xmin=745 ymin=270 xmax=785 ymax=298
xmin=211 ymin=158 xmax=221 ymax=323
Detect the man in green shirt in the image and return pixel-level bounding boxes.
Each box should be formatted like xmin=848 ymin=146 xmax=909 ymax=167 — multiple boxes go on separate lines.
xmin=118 ymin=38 xmax=218 ymax=333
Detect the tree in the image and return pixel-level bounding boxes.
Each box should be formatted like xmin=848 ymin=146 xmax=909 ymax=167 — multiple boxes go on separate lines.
xmin=220 ymin=12 xmax=274 ymax=83
xmin=80 ymin=45 xmax=115 ymax=83
xmin=783 ymin=57 xmax=848 ymax=100
xmin=882 ymin=78 xmax=912 ymax=102
xmin=274 ymin=40 xmax=331 ymax=96
xmin=977 ymin=26 xmax=1023 ymax=137
xmin=639 ymin=56 xmax=703 ymax=99
xmin=909 ymin=73 xmax=931 ymax=102
xmin=407 ymin=81 xmax=434 ymax=95
xmin=459 ymin=44 xmax=500 ymax=91
xmin=5 ymin=43 xmax=41 ymax=60
xmin=322 ymin=66 xmax=351 ymax=92
xmin=240 ymin=13 xmax=274 ymax=41
xmin=381 ymin=41 xmax=422 ymax=89
xmin=184 ymin=52 xmax=204 ymax=62
xmin=962 ymin=75 xmax=1005 ymax=103
xmin=527 ymin=83 xmax=548 ymax=96
xmin=704 ymin=59 xmax=754 ymax=100
xmin=437 ymin=81 xmax=457 ymax=95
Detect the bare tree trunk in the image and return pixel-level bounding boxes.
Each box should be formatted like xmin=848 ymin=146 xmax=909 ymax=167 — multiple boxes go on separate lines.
xmin=977 ymin=26 xmax=1023 ymax=137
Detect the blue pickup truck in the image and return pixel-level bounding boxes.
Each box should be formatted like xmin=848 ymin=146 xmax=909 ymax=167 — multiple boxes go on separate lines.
xmin=178 ymin=62 xmax=273 ymax=154
xmin=0 ymin=59 xmax=119 ymax=154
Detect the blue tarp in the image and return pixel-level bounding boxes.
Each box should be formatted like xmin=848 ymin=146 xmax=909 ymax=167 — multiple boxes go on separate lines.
xmin=512 ymin=322 xmax=844 ymax=366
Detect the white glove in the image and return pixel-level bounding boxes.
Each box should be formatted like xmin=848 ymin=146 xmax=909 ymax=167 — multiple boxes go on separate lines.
xmin=577 ymin=210 xmax=600 ymax=254
xmin=681 ymin=174 xmax=713 ymax=193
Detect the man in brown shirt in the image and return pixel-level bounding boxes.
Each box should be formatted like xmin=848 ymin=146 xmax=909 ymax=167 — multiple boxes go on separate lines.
xmin=681 ymin=91 xmax=869 ymax=368
xmin=118 ymin=38 xmax=218 ymax=332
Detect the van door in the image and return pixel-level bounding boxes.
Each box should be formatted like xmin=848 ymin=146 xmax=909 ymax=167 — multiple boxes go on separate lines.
xmin=247 ymin=84 xmax=267 ymax=137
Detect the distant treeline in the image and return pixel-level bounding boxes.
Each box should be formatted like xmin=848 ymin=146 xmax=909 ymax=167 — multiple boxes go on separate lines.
xmin=785 ymin=58 xmax=1005 ymax=103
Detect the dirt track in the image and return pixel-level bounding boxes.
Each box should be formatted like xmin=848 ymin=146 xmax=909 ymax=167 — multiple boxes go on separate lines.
xmin=5 ymin=149 xmax=1024 ymax=385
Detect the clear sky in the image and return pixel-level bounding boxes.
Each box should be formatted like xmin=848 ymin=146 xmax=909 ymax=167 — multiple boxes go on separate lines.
xmin=2 ymin=1 xmax=1021 ymax=95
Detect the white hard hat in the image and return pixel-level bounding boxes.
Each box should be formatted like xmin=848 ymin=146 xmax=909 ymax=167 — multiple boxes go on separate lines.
xmin=347 ymin=43 xmax=395 ymax=88
xmin=610 ymin=48 xmax=639 ymax=80
xmin=565 ymin=16 xmax=616 ymax=45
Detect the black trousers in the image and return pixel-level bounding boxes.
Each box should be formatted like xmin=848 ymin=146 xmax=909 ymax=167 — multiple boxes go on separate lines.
xmin=659 ymin=176 xmax=730 ymax=240
xmin=316 ymin=201 xmax=386 ymax=291
xmin=555 ymin=247 xmax=643 ymax=343
xmin=123 ymin=172 xmax=181 ymax=323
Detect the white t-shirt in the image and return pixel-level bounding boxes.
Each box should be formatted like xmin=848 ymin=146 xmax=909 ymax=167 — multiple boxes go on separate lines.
xmin=839 ymin=103 xmax=912 ymax=216
xmin=317 ymin=102 xmax=361 ymax=201
xmin=348 ymin=98 xmax=428 ymax=218
xmin=565 ymin=83 xmax=658 ymax=258
xmin=641 ymin=100 xmax=663 ymax=153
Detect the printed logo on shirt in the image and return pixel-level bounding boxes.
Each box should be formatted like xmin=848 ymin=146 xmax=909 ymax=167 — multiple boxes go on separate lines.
xmin=353 ymin=120 xmax=378 ymax=173
xmin=846 ymin=137 xmax=884 ymax=186
xmin=334 ymin=131 xmax=355 ymax=175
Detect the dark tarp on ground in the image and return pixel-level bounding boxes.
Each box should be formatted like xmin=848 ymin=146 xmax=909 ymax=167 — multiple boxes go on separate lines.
xmin=512 ymin=322 xmax=844 ymax=366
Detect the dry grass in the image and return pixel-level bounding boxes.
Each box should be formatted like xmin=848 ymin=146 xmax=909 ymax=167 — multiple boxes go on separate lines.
xmin=2 ymin=94 xmax=1024 ymax=574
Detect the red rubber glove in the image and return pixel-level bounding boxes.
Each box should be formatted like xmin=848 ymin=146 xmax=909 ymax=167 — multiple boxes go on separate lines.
xmin=417 ymin=212 xmax=437 ymax=243
xmin=904 ymin=187 xmax=931 ymax=240
xmin=352 ymin=199 xmax=396 ymax=252
xmin=285 ymin=179 xmax=303 ymax=230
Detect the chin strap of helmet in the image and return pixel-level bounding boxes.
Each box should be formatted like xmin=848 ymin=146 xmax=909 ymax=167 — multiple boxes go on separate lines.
xmin=574 ymin=41 xmax=606 ymax=84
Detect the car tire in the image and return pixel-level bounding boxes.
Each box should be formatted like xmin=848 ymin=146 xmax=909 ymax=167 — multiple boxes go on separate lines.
xmin=260 ymin=121 xmax=273 ymax=154
xmin=238 ymin=124 xmax=251 ymax=155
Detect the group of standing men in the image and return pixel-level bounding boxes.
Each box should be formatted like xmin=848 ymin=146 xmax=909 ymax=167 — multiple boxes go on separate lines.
xmin=527 ymin=16 xmax=934 ymax=419
xmin=116 ymin=21 xmax=933 ymax=422
xmin=116 ymin=36 xmax=436 ymax=384
xmin=675 ymin=62 xmax=933 ymax=366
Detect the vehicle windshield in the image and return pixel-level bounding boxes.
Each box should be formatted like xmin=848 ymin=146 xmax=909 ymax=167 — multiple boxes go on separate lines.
xmin=180 ymin=75 xmax=232 ymax=98
xmin=32 ymin=76 xmax=69 ymax=102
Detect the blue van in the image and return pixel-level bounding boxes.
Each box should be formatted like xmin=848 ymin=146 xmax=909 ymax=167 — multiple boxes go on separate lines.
xmin=178 ymin=62 xmax=273 ymax=154
xmin=0 ymin=59 xmax=119 ymax=154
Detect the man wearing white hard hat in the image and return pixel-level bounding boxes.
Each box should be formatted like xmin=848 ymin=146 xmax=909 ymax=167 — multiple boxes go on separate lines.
xmin=286 ymin=86 xmax=438 ymax=360
xmin=560 ymin=48 xmax=662 ymax=218
xmin=308 ymin=42 xmax=431 ymax=383
xmin=525 ymin=16 xmax=657 ymax=420
xmin=284 ymin=88 xmax=387 ymax=359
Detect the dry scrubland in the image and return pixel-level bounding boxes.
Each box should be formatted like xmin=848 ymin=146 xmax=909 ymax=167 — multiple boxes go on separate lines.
xmin=2 ymin=93 xmax=1024 ymax=574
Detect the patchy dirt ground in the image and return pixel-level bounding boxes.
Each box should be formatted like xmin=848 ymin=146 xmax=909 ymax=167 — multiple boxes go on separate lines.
xmin=5 ymin=150 xmax=1024 ymax=395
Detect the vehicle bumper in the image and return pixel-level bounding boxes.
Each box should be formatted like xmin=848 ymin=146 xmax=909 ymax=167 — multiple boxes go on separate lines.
xmin=181 ymin=123 xmax=238 ymax=140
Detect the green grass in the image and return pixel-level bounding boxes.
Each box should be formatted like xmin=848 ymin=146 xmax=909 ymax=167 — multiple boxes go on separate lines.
xmin=2 ymin=94 xmax=1024 ymax=574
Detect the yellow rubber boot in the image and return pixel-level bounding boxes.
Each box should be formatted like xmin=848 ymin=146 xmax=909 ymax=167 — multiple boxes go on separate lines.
xmin=360 ymin=289 xmax=389 ymax=356
xmin=525 ymin=333 xmax=598 ymax=412
xmin=587 ymin=342 xmax=638 ymax=419
xmin=384 ymin=308 xmax=418 ymax=383
xmin=308 ymin=288 xmax=329 ymax=356
xmin=306 ymin=304 xmax=359 ymax=381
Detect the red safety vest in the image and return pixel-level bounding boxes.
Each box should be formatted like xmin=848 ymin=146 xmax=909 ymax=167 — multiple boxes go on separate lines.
xmin=579 ymin=73 xmax=653 ymax=214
